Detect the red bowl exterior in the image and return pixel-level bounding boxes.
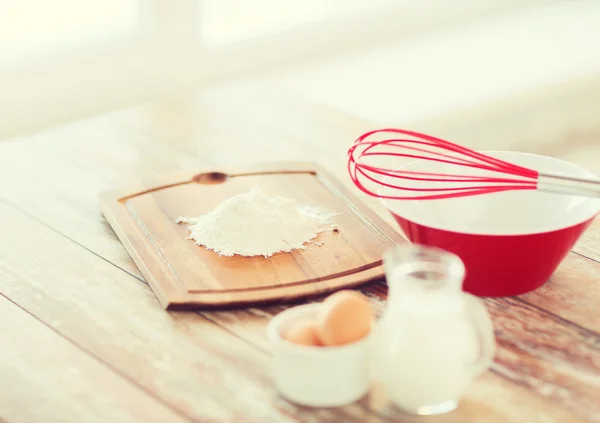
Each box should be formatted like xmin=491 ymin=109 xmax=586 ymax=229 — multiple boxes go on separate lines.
xmin=390 ymin=213 xmax=596 ymax=297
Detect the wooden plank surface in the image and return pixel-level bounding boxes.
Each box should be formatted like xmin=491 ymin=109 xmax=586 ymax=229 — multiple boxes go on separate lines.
xmin=0 ymin=202 xmax=589 ymax=423
xmin=0 ymin=203 xmax=322 ymax=423
xmin=0 ymin=295 xmax=193 ymax=423
xmin=0 ymin=79 xmax=599 ymax=422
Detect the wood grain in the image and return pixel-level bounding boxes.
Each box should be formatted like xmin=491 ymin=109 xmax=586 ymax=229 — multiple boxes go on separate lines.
xmin=486 ymin=297 xmax=600 ymax=422
xmin=0 ymin=81 xmax=600 ymax=421
xmin=0 ymin=202 xmax=395 ymax=423
xmin=521 ymin=250 xmax=600 ymax=333
xmin=0 ymin=202 xmax=586 ymax=423
xmin=201 ymin=292 xmax=600 ymax=422
xmin=574 ymin=217 xmax=600 ymax=263
xmin=0 ymin=295 xmax=193 ymax=423
xmin=100 ymin=163 xmax=403 ymax=308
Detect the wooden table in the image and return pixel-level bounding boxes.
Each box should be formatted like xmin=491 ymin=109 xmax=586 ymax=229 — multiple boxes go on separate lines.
xmin=1 ymin=81 xmax=600 ymax=423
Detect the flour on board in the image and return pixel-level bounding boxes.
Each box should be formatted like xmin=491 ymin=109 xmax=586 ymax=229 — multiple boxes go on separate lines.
xmin=176 ymin=188 xmax=339 ymax=257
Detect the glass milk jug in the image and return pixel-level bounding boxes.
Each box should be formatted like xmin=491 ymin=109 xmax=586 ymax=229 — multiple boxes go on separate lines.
xmin=371 ymin=244 xmax=496 ymax=415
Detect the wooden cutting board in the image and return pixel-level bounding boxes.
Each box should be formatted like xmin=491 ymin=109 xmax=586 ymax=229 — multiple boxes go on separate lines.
xmin=100 ymin=162 xmax=404 ymax=309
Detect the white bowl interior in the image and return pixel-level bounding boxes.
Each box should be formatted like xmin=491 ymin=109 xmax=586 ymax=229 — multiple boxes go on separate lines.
xmin=379 ymin=151 xmax=600 ymax=235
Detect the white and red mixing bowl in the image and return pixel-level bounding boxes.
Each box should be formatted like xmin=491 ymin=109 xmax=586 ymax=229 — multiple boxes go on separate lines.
xmin=379 ymin=151 xmax=600 ymax=297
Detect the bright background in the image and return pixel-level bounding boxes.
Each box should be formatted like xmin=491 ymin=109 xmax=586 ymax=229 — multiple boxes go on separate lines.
xmin=1 ymin=0 xmax=599 ymax=139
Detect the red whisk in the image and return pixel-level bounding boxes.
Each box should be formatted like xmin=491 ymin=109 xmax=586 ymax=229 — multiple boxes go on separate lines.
xmin=347 ymin=128 xmax=600 ymax=200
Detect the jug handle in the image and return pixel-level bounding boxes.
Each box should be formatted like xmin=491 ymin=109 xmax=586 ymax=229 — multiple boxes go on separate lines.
xmin=465 ymin=294 xmax=496 ymax=378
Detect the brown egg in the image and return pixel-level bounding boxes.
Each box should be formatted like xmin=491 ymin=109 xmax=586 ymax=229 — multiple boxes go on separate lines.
xmin=282 ymin=319 xmax=323 ymax=346
xmin=316 ymin=290 xmax=373 ymax=346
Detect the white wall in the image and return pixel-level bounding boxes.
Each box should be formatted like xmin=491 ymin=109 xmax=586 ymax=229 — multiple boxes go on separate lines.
xmin=0 ymin=0 xmax=589 ymax=140
xmin=252 ymin=1 xmax=600 ymax=126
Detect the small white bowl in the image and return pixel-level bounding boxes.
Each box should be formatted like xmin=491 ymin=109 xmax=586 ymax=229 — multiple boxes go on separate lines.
xmin=267 ymin=303 xmax=371 ymax=407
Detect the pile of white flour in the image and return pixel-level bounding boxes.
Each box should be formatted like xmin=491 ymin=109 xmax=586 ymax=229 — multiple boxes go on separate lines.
xmin=176 ymin=188 xmax=338 ymax=257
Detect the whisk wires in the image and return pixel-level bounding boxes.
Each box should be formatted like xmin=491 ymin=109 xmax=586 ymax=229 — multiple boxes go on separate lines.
xmin=348 ymin=128 xmax=539 ymax=200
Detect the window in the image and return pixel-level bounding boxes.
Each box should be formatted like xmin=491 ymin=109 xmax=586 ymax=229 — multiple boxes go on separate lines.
xmin=0 ymin=0 xmax=550 ymax=138
xmin=0 ymin=1 xmax=139 ymax=63
xmin=200 ymin=0 xmax=396 ymax=45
